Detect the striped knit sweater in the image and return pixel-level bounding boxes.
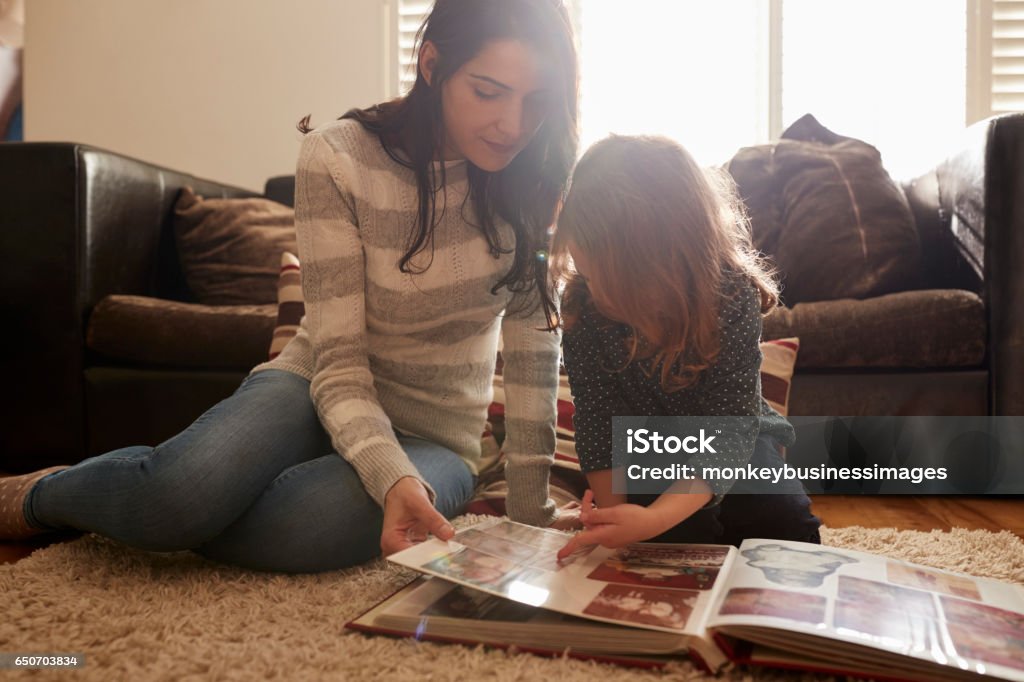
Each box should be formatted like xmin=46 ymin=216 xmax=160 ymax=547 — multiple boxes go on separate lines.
xmin=251 ymin=119 xmax=561 ymax=526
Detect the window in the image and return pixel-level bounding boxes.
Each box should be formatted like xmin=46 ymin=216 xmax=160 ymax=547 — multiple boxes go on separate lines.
xmin=392 ymin=1 xmax=1020 ymax=177
xmin=779 ymin=0 xmax=966 ymax=178
xmin=395 ymin=0 xmax=432 ymax=96
xmin=576 ymin=0 xmax=768 ymax=168
xmin=984 ymin=0 xmax=1024 ymax=116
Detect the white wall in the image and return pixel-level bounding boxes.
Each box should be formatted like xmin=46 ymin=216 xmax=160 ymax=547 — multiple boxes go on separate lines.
xmin=24 ymin=0 xmax=391 ymax=191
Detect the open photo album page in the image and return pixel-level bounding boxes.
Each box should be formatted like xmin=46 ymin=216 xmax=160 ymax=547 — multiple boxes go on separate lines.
xmin=388 ymin=517 xmax=738 ymax=635
xmin=707 ymin=538 xmax=1024 ymax=681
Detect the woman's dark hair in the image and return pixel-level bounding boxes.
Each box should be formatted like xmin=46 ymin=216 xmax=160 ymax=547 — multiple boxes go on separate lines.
xmin=299 ymin=0 xmax=578 ymax=327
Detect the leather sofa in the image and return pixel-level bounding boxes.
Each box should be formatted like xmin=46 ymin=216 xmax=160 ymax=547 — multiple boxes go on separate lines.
xmin=1 ymin=113 xmax=1022 ymax=473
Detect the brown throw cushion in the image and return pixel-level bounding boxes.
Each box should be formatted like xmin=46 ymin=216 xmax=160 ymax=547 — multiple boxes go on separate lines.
xmin=727 ymin=114 xmax=923 ymax=305
xmin=173 ymin=187 xmax=296 ymax=306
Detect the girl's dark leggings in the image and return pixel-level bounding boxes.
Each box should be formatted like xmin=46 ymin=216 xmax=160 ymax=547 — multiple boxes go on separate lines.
xmin=633 ymin=434 xmax=823 ymax=547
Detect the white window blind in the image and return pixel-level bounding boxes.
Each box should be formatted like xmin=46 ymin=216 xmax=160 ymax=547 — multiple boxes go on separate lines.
xmin=397 ymin=1 xmax=431 ymax=95
xmin=993 ymin=0 xmax=1024 ymax=114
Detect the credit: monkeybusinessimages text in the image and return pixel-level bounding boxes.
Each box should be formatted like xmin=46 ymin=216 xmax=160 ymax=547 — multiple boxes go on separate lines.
xmin=626 ymin=462 xmax=949 ymax=485
xmin=623 ymin=427 xmax=948 ymax=486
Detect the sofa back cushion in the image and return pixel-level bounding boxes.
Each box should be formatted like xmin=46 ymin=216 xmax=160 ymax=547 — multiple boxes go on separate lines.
xmin=87 ymin=295 xmax=276 ymax=369
xmin=264 ymin=175 xmax=297 ymax=208
xmin=763 ymin=289 xmax=985 ymax=370
xmin=173 ymin=187 xmax=296 ymax=305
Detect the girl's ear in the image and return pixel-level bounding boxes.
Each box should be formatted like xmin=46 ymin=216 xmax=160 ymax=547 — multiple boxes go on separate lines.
xmin=419 ymin=40 xmax=439 ymax=86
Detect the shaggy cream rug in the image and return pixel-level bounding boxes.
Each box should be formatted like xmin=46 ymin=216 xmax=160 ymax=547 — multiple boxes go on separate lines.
xmin=2 ymin=521 xmax=1022 ymax=682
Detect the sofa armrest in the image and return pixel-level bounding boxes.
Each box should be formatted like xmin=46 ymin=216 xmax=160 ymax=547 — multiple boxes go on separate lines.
xmin=984 ymin=114 xmax=1024 ymax=415
xmin=0 ymin=142 xmax=257 ymax=467
xmin=906 ymin=113 xmax=1024 ymax=414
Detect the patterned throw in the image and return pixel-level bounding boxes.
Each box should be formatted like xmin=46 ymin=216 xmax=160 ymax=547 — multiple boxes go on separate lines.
xmin=267 ymin=255 xmax=800 ymax=516
xmin=759 ymin=337 xmax=800 ymax=416
xmin=268 ymin=252 xmax=303 ymax=361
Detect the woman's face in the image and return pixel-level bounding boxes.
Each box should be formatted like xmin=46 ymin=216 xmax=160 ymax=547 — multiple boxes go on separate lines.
xmin=427 ymin=38 xmax=551 ymax=171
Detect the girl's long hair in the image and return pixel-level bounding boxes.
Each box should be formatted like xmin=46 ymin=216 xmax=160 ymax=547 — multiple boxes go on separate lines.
xmin=300 ymin=0 xmax=578 ymax=327
xmin=551 ymin=135 xmax=779 ymax=392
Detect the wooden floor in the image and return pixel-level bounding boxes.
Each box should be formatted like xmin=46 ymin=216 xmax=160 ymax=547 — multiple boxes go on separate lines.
xmin=1 ymin=496 xmax=1021 ymax=567
xmin=808 ymin=495 xmax=1024 ymax=536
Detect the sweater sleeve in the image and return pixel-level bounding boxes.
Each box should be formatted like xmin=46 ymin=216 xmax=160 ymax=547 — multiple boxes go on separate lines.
xmin=296 ymin=131 xmax=433 ymax=508
xmin=498 ymin=292 xmax=561 ymax=527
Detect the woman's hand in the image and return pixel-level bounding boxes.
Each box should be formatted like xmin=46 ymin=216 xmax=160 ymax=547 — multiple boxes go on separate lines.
xmin=556 ymin=490 xmax=674 ymax=560
xmin=380 ymin=477 xmax=455 ymax=556
xmin=548 ymin=500 xmax=584 ymax=532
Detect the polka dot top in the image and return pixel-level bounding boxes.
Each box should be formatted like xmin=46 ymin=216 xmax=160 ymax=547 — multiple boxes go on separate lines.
xmin=561 ymin=272 xmax=796 ymax=504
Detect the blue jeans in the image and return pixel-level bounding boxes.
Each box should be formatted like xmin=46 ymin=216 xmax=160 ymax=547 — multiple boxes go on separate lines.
xmin=26 ymin=370 xmax=476 ymax=573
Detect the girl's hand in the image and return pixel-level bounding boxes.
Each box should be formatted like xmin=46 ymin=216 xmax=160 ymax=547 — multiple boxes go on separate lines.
xmin=380 ymin=477 xmax=455 ymax=556
xmin=556 ymin=490 xmax=672 ymax=560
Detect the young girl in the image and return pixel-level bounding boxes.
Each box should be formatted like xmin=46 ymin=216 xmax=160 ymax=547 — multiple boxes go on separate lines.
xmin=553 ymin=135 xmax=821 ymax=558
xmin=0 ymin=0 xmax=578 ymax=572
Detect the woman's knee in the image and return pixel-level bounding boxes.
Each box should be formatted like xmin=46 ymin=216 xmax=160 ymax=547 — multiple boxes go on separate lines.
xmin=102 ymin=459 xmax=231 ymax=550
xmin=109 ymin=372 xmax=329 ymax=550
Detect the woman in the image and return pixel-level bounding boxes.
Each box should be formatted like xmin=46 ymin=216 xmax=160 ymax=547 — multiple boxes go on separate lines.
xmin=0 ymin=0 xmax=579 ymax=573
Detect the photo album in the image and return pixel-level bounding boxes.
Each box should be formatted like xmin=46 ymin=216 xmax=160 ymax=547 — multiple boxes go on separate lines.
xmin=347 ymin=518 xmax=1024 ymax=681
